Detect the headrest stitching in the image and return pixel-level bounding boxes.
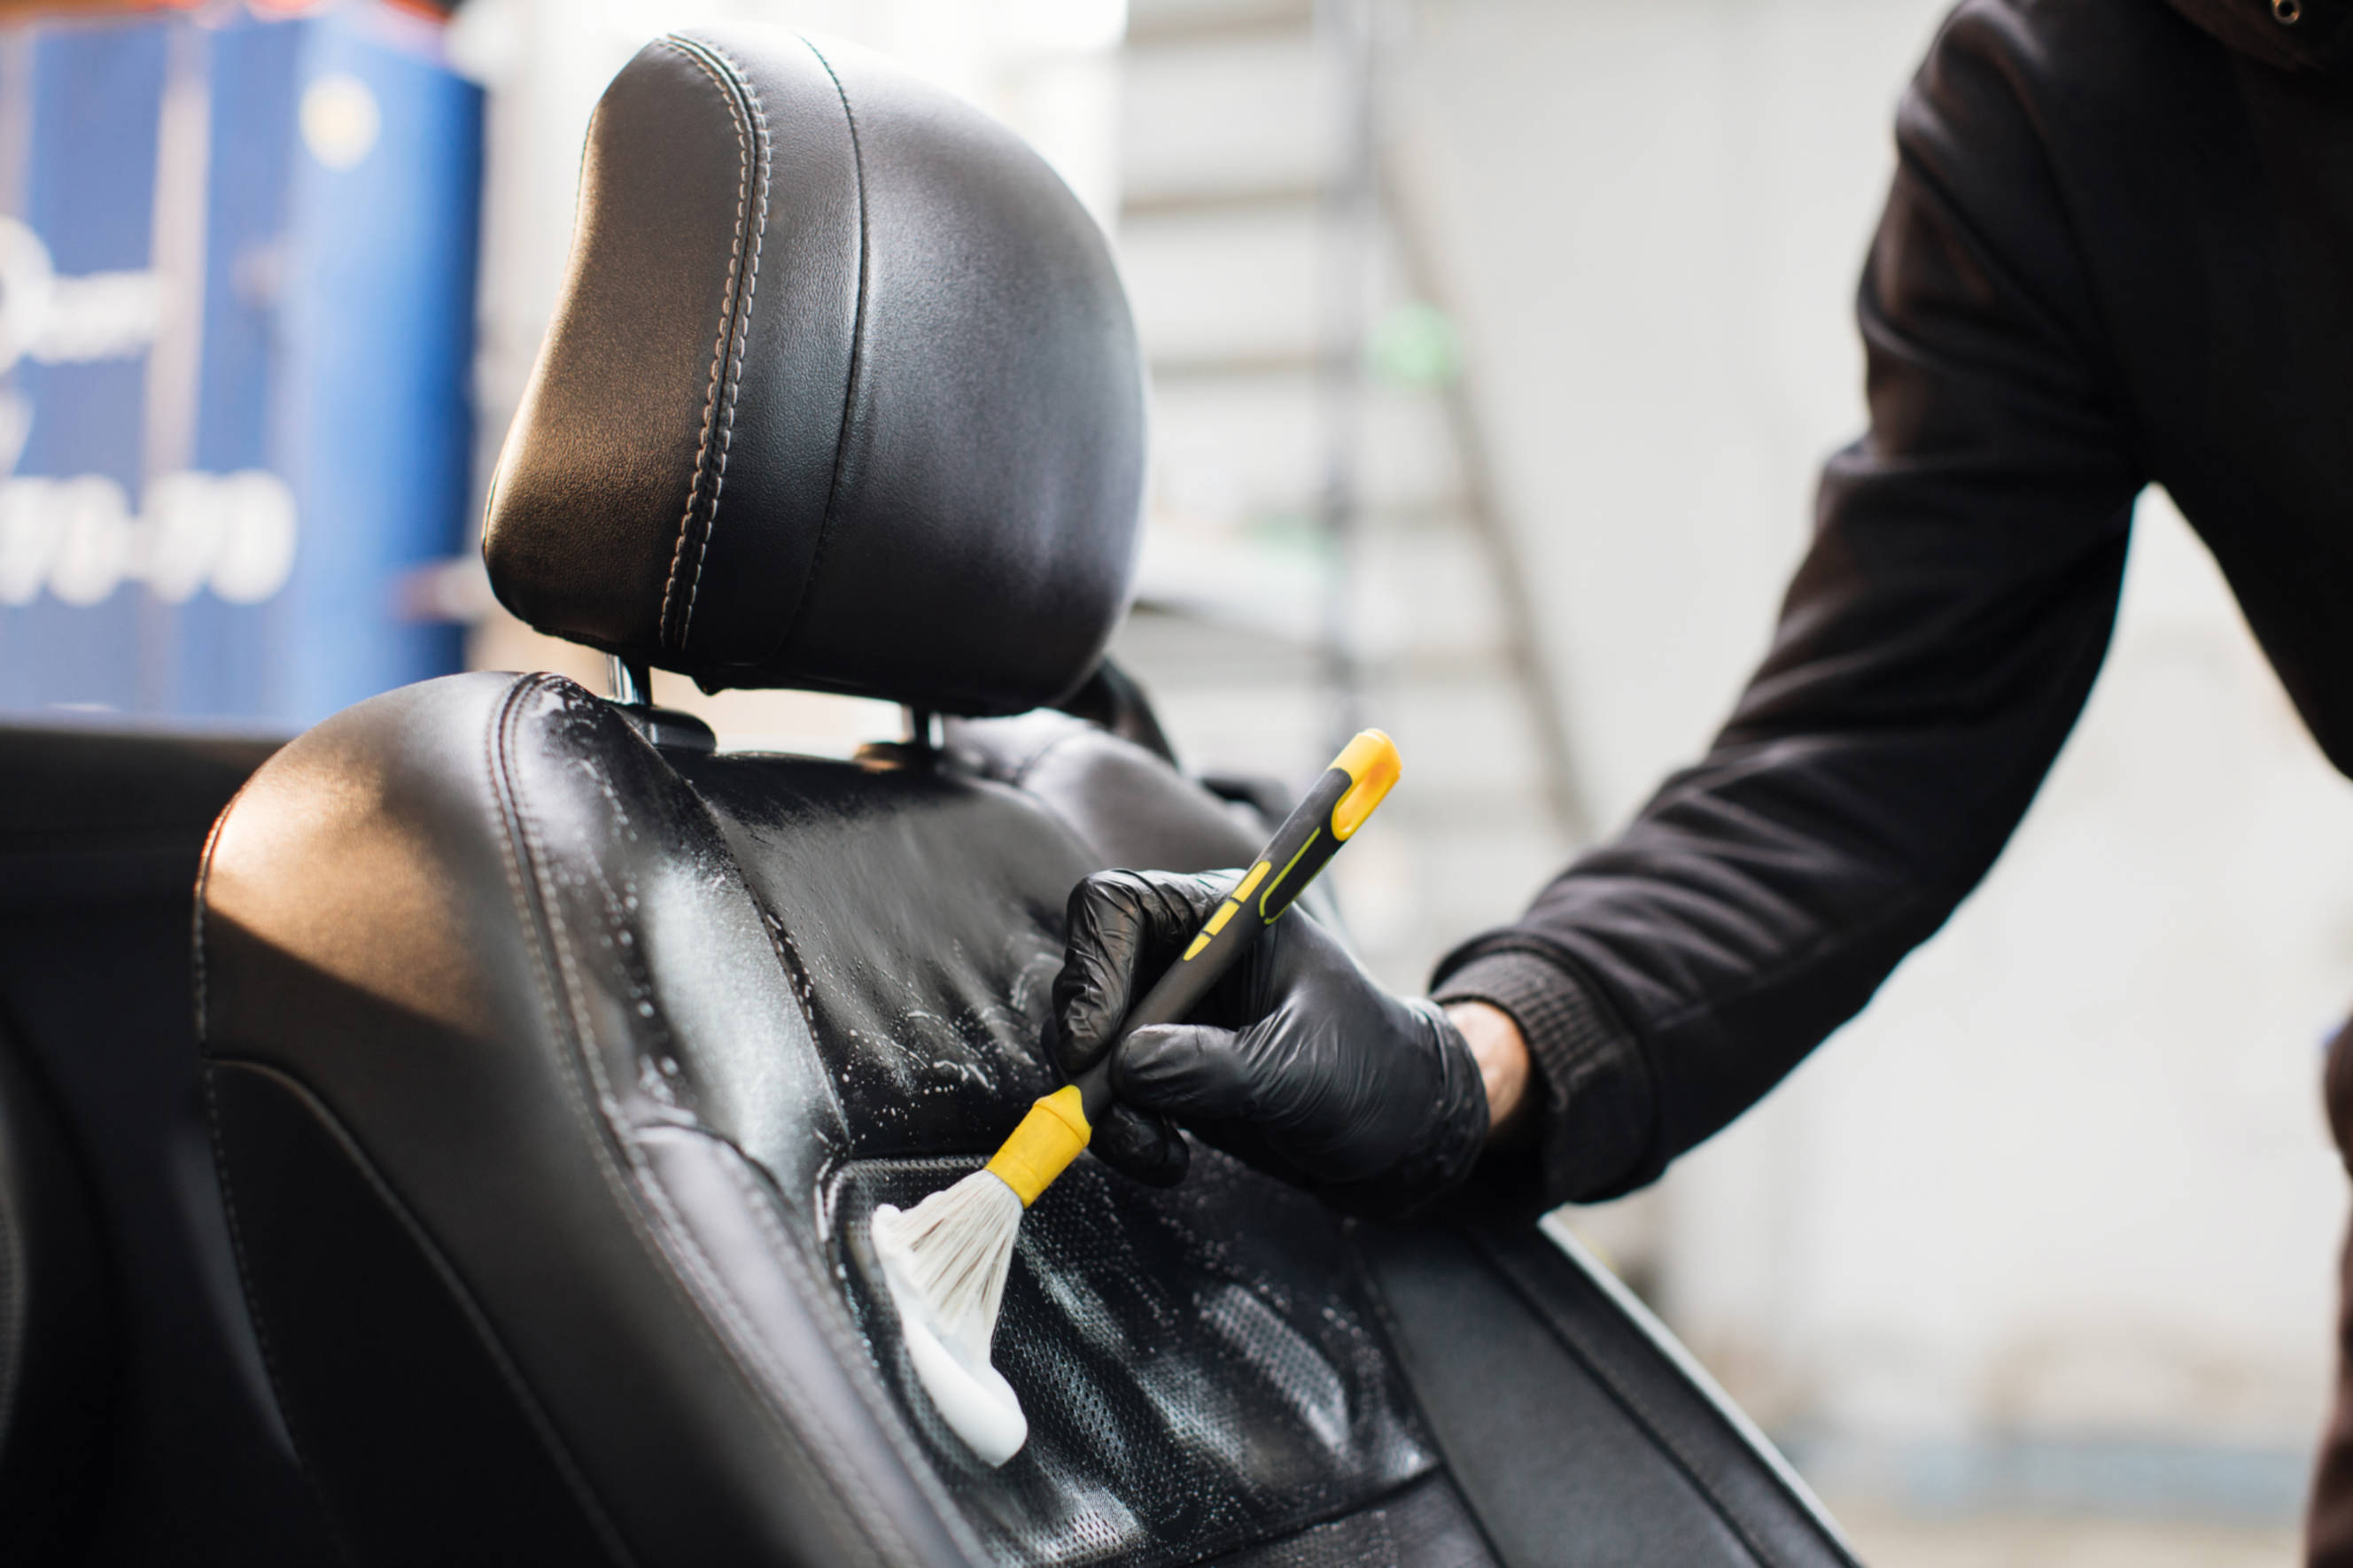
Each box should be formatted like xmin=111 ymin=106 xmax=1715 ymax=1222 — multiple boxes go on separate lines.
xmin=679 ymin=42 xmax=772 ymax=648
xmin=653 ymin=38 xmax=765 ymax=653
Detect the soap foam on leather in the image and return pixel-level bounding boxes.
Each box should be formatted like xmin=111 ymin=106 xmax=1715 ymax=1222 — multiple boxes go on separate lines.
xmin=871 ymin=1171 xmax=1029 ymax=1465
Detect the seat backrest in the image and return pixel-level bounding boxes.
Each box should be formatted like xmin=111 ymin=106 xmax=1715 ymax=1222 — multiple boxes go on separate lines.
xmin=197 ymin=27 xmax=1860 ymax=1568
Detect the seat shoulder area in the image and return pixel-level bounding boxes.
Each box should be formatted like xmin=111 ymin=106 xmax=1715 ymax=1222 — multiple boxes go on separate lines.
xmin=948 ymin=710 xmax=1262 ymax=873
xmin=198 ymin=672 xmax=589 ymax=1061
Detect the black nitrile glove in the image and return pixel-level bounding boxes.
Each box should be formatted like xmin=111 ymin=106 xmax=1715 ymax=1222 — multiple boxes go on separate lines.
xmin=1051 ymin=868 xmax=1490 ymax=1216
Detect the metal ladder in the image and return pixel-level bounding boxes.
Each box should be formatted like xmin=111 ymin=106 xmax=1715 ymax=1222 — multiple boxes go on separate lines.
xmin=1109 ymin=0 xmax=1587 ymax=986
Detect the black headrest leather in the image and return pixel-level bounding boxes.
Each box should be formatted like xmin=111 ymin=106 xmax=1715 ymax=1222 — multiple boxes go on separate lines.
xmin=483 ymin=28 xmax=1145 ymax=715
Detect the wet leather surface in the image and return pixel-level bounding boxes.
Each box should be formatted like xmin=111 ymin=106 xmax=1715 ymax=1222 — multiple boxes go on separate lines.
xmin=831 ymin=1153 xmax=1440 ymax=1567
xmin=679 ymin=734 xmax=1480 ymax=1565
xmin=679 ymin=749 xmax=1079 ymax=1167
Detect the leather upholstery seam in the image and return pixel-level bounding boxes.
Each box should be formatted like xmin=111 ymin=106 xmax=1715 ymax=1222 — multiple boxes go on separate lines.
xmin=655 ymin=37 xmax=771 ymax=654
xmin=675 ymin=37 xmax=772 ymax=647
xmin=651 ymin=36 xmax=735 ymax=650
xmin=190 ymin=765 xmax=265 ymax=1054
xmin=1345 ymin=1238 xmax=1516 ymax=1568
xmin=699 ymin=1131 xmax=992 ymax=1555
xmin=489 ymin=678 xmax=914 ymax=1568
xmin=481 ymin=677 xmax=709 ymax=1563
xmin=739 ymin=898 xmax=860 ymax=1155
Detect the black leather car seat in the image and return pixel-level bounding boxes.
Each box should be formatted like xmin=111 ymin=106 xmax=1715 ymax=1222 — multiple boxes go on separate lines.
xmin=197 ymin=28 xmax=1862 ymax=1568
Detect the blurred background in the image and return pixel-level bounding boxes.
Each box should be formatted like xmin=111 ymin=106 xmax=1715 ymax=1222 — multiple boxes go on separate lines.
xmin=4 ymin=1 xmax=2348 ymax=1562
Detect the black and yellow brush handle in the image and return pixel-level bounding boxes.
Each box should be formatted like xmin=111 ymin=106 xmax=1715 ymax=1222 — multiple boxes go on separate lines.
xmin=1070 ymin=727 xmax=1402 ymax=1123
xmin=981 ymin=730 xmax=1403 ymax=1207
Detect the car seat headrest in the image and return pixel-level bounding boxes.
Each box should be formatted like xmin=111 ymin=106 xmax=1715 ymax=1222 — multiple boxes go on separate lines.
xmin=483 ymin=28 xmax=1146 ymax=715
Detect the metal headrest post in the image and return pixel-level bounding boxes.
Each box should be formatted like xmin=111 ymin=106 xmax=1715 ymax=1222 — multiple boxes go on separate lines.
xmin=602 ymin=654 xmax=714 ymax=753
xmin=608 ymin=656 xmax=654 ymax=708
xmin=902 ymin=707 xmax=944 ymax=752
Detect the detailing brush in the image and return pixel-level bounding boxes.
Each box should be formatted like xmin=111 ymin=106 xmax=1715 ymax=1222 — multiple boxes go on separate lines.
xmin=870 ymin=729 xmax=1403 ymax=1466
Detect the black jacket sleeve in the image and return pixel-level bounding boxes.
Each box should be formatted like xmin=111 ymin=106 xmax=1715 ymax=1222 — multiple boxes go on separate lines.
xmin=1435 ymin=1 xmax=2147 ymax=1205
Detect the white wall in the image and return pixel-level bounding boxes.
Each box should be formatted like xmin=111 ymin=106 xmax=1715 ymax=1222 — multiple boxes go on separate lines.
xmin=1394 ymin=0 xmax=1949 ymax=823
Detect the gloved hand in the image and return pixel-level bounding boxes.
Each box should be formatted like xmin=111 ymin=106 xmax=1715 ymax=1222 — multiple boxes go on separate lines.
xmin=1050 ymin=868 xmax=1490 ymax=1216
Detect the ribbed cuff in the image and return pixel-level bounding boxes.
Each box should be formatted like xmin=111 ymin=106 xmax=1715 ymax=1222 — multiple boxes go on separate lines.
xmin=1433 ymin=950 xmax=1656 ymax=1205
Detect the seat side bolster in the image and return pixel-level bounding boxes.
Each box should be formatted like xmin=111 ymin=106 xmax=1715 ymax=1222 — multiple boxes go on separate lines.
xmin=1358 ymin=1217 xmax=1861 ymax=1568
xmin=205 ymin=1059 xmax=636 ymax=1565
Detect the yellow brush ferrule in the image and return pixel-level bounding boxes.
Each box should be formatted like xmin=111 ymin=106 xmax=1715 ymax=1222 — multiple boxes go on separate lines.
xmin=1330 ymin=729 xmax=1402 ymax=840
xmin=983 ymin=1084 xmax=1092 ymax=1207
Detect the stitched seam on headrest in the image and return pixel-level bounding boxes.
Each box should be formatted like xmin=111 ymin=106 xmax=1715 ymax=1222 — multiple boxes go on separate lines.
xmin=680 ymin=42 xmax=770 ymax=648
xmin=653 ymin=39 xmax=741 ymax=651
xmin=656 ymin=39 xmax=769 ymax=655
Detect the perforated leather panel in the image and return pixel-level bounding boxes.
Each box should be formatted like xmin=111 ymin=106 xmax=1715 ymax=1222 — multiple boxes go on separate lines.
xmin=832 ymin=1154 xmax=1464 ymax=1567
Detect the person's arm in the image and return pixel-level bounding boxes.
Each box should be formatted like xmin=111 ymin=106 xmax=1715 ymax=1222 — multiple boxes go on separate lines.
xmin=1050 ymin=4 xmax=2144 ymax=1216
xmin=1433 ymin=1 xmax=2147 ymax=1203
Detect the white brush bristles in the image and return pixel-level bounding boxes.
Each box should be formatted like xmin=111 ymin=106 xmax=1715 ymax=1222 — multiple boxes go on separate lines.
xmin=871 ymin=1168 xmax=1024 ymax=1370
